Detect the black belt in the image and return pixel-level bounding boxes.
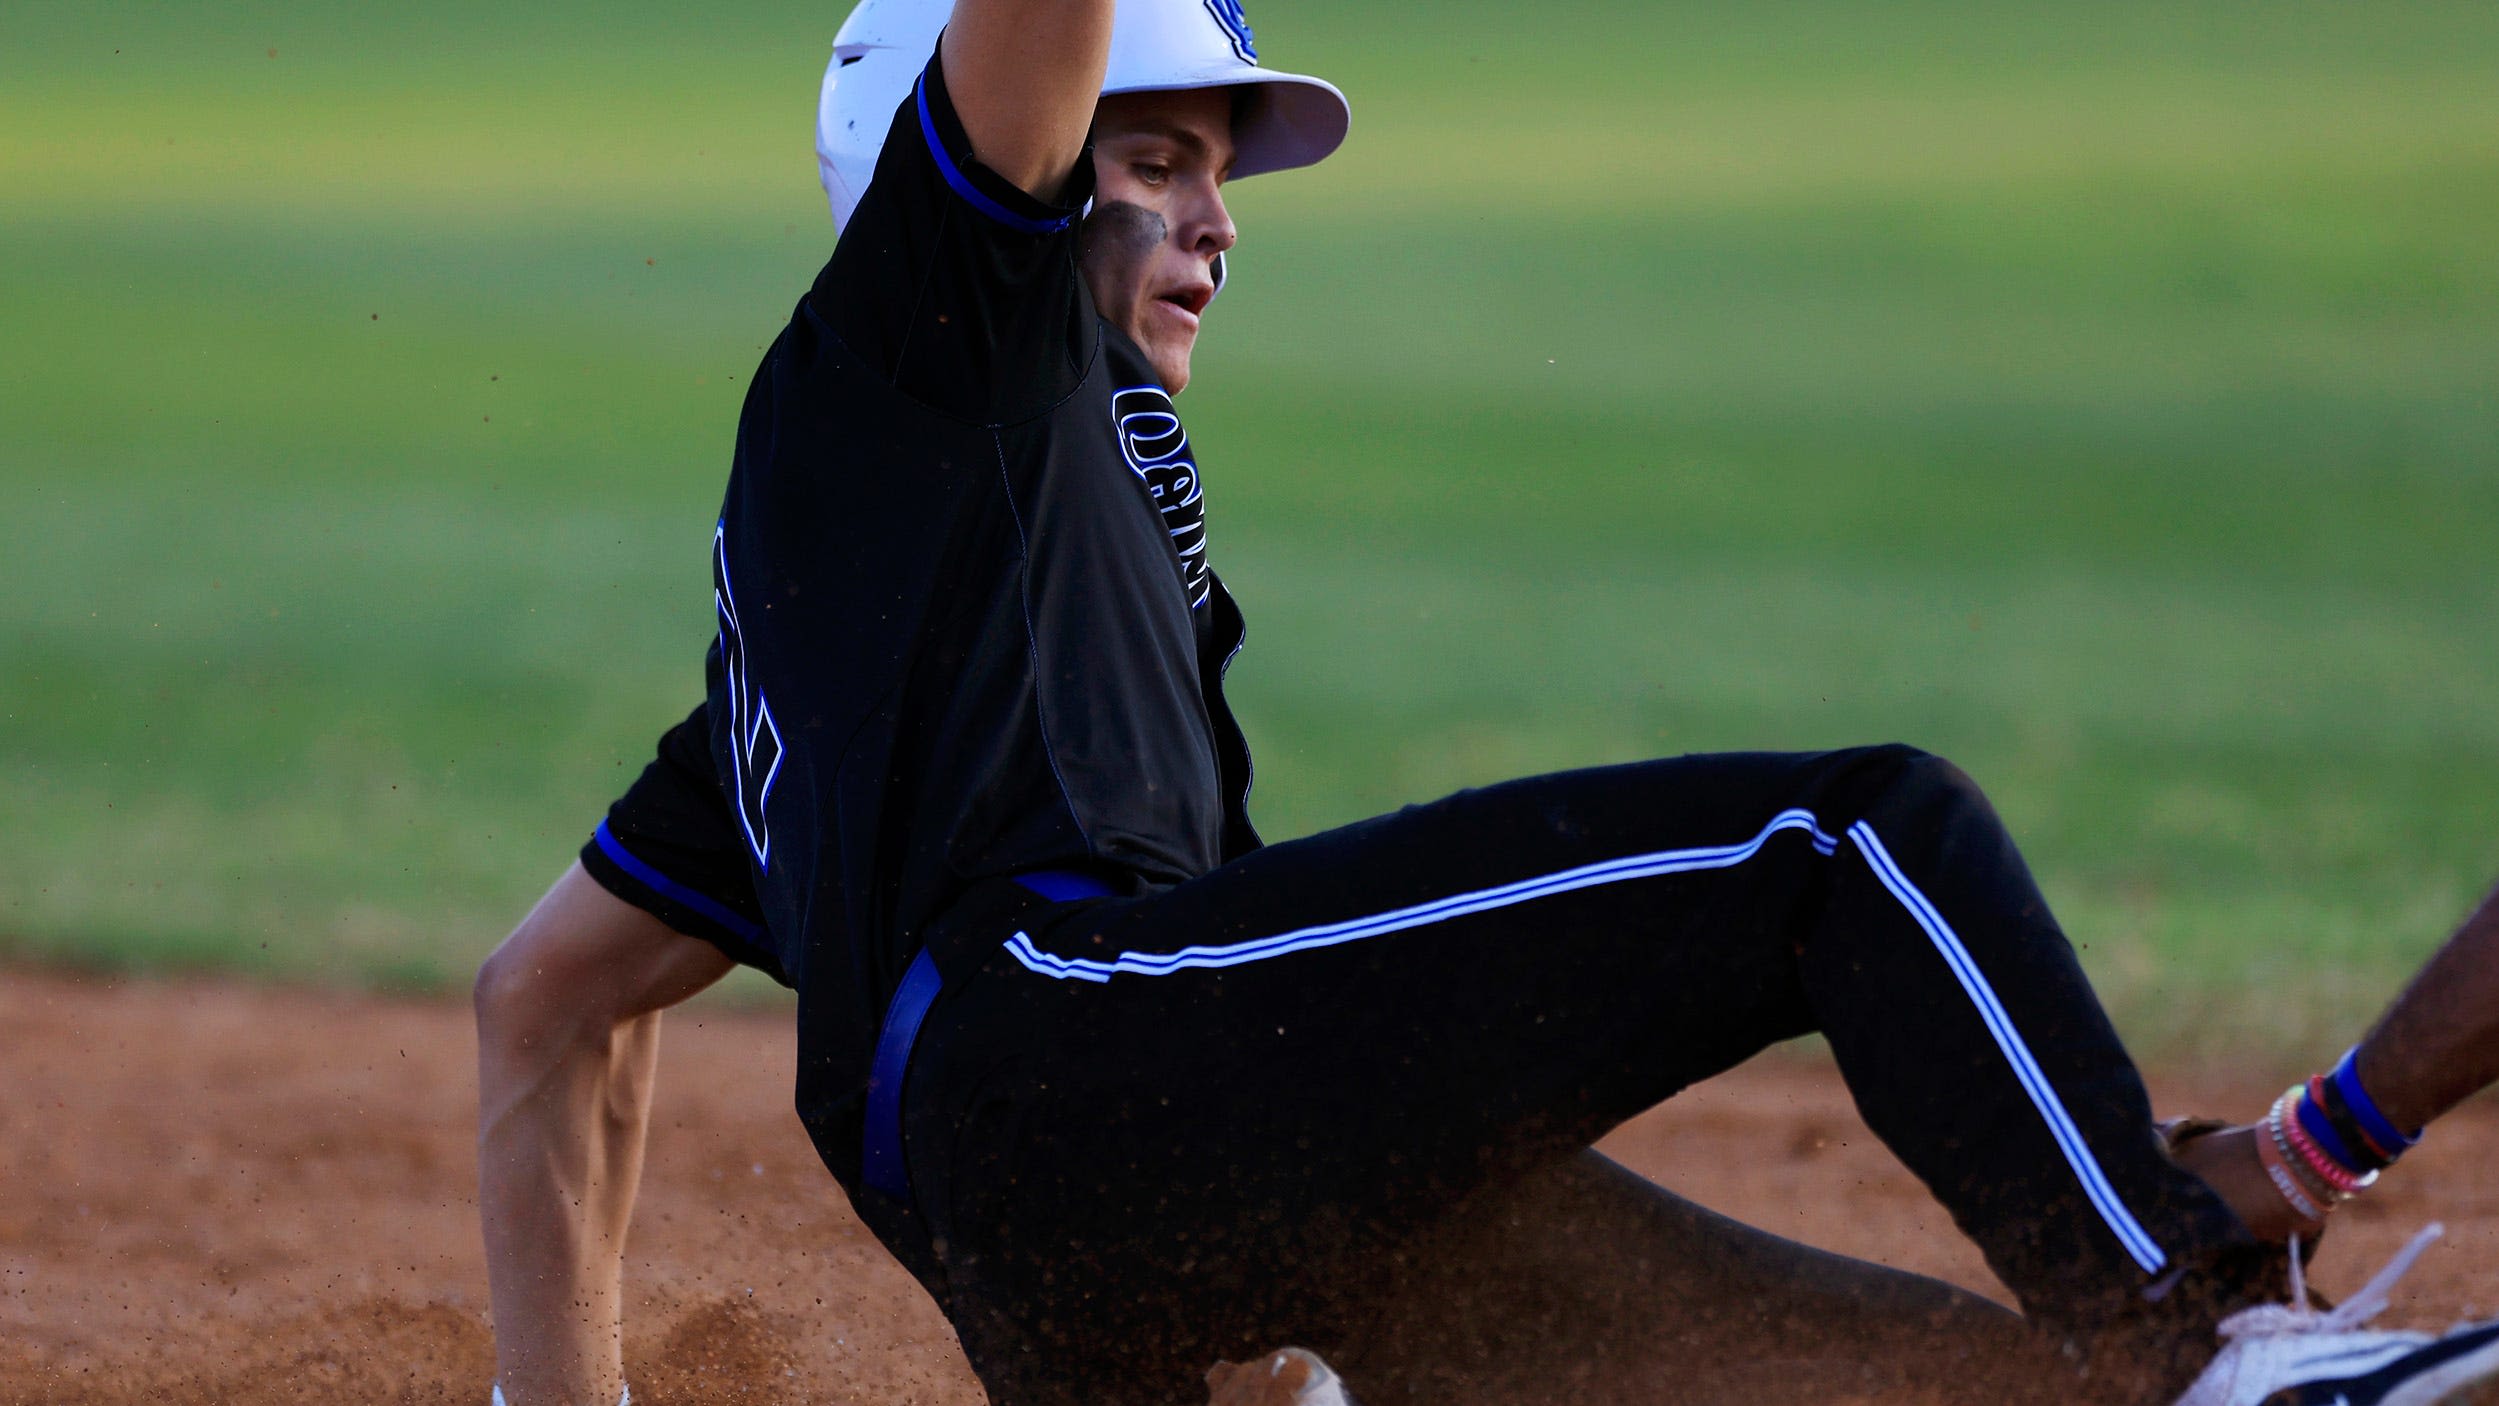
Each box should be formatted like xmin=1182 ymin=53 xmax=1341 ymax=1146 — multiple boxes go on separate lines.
xmin=861 ymin=870 xmax=1116 ymax=1205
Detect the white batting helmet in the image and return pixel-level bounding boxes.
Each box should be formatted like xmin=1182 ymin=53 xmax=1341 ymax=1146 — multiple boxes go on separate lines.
xmin=815 ymin=0 xmax=1350 ymax=232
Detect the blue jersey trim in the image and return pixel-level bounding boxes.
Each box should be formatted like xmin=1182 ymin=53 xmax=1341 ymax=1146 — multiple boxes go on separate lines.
xmin=591 ymin=820 xmax=763 ymax=943
xmin=916 ymin=73 xmax=1077 ymax=235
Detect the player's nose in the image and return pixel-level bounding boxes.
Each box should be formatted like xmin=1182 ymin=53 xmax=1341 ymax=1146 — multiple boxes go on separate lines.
xmin=1181 ymin=183 xmax=1238 ymax=258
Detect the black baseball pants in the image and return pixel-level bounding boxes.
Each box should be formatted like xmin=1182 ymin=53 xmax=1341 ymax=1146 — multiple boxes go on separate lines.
xmin=888 ymin=746 xmax=2259 ymax=1404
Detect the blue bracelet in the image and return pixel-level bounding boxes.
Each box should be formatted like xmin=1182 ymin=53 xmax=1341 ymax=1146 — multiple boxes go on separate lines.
xmin=2333 ymin=1046 xmax=2422 ymax=1154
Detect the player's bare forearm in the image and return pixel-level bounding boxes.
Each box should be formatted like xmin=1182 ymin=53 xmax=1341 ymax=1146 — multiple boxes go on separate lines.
xmin=2355 ymin=879 xmax=2499 ymax=1131
xmin=477 ymin=1011 xmax=658 ymax=1406
xmin=475 ymin=865 xmax=734 ymax=1404
xmin=2169 ymin=881 xmax=2499 ymax=1244
xmin=939 ymin=0 xmax=1113 ymax=202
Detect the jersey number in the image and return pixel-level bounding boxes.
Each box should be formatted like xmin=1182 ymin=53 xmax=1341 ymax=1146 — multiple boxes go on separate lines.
xmin=714 ymin=524 xmax=782 ymax=870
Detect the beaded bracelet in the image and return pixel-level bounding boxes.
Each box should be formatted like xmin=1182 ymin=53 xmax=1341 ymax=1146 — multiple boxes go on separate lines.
xmin=2253 ymin=1104 xmax=2329 ymax=1222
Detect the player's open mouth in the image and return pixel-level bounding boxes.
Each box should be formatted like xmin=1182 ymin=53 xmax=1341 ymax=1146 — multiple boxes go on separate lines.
xmin=1156 ymin=284 xmax=1213 ymax=320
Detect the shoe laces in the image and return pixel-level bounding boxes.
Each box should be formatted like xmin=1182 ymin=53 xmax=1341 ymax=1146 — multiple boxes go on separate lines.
xmin=2214 ymin=1223 xmax=2446 ymax=1343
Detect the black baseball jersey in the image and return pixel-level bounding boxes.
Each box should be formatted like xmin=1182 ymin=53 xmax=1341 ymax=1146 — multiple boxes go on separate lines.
xmin=706 ymin=52 xmax=1257 ymax=1188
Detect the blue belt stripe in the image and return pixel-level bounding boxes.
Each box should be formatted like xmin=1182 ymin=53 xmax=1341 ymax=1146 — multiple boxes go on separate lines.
xmin=862 ymin=869 xmax=1115 ymax=1205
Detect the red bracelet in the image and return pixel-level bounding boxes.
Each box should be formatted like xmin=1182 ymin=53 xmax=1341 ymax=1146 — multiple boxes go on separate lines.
xmin=2280 ymin=1088 xmax=2369 ymax=1196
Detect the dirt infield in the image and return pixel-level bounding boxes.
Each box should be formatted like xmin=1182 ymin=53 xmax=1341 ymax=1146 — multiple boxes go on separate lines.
xmin=5 ymin=971 xmax=2495 ymax=1405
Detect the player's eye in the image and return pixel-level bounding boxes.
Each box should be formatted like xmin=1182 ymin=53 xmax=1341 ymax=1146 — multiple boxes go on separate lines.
xmin=1132 ymin=162 xmax=1171 ymax=188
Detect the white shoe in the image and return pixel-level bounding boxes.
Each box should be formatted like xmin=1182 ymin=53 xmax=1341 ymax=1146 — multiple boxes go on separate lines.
xmin=2175 ymin=1225 xmax=2499 ymax=1406
xmin=490 ymin=1385 xmax=631 ymax=1406
xmin=1205 ymin=1347 xmax=1358 ymax=1406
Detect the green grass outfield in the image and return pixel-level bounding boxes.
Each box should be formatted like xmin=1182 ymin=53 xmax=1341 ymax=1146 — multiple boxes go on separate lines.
xmin=4 ymin=0 xmax=2495 ymax=1052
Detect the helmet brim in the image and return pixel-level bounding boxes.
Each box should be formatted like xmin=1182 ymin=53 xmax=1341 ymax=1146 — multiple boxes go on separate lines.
xmin=1102 ymin=68 xmax=1349 ymax=181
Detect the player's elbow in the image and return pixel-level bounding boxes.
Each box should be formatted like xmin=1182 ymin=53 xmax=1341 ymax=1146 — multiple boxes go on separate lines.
xmin=473 ymin=919 xmax=594 ymax=1059
xmin=472 ymin=938 xmax=547 ymax=1048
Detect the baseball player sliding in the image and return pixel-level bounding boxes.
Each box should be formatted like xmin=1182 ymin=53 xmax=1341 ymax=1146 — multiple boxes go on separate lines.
xmin=473 ymin=1 xmax=2499 ymax=1402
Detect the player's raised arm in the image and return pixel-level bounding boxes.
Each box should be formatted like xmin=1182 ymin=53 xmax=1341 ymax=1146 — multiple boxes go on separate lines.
xmin=938 ymin=0 xmax=1114 ymax=204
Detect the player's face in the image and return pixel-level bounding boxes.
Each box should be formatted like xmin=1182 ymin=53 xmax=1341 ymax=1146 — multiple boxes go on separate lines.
xmin=1081 ymin=88 xmax=1239 ymax=394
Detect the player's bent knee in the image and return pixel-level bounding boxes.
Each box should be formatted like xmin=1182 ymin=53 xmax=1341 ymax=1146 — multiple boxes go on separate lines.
xmin=1846 ymin=743 xmax=1982 ymax=802
xmin=1808 ymin=744 xmax=2003 ymax=836
xmin=1894 ymin=747 xmax=1990 ymax=809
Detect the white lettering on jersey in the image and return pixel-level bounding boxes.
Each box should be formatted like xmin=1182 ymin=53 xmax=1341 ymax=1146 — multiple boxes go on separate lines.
xmin=1111 ymin=385 xmax=1211 ymax=608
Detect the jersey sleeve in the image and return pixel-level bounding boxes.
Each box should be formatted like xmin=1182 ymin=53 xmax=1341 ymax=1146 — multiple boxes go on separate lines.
xmin=809 ymin=50 xmax=1099 ymax=424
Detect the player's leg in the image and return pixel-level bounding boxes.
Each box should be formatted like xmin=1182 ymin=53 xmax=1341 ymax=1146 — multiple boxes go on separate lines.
xmin=903 ymin=746 xmax=2259 ymax=1404
xmin=1333 ymin=1147 xmax=2078 ymax=1406
xmin=475 ymin=705 xmax=772 ymax=1406
xmin=476 ymin=863 xmax=734 ymax=1406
